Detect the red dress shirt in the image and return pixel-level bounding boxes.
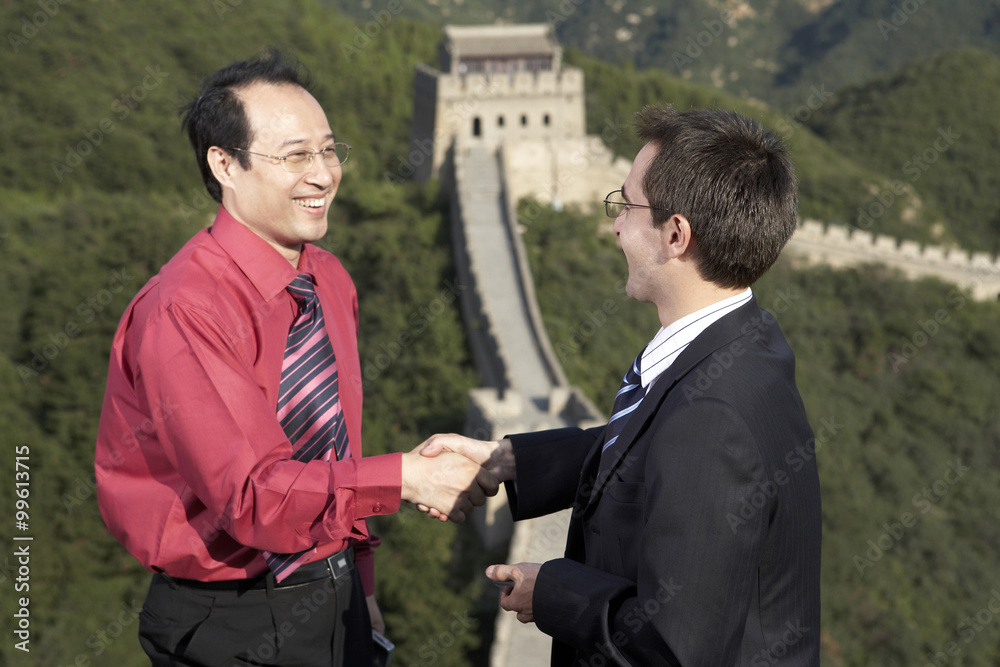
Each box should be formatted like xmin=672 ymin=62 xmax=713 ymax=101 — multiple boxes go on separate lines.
xmin=95 ymin=206 xmax=402 ymax=592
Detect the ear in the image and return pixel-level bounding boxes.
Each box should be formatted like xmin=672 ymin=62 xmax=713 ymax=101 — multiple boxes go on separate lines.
xmin=206 ymin=146 xmax=241 ymax=191
xmin=660 ymin=213 xmax=694 ymax=259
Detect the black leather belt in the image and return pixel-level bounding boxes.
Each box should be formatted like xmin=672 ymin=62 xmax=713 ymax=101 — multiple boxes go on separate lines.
xmin=161 ymin=547 xmax=355 ymax=591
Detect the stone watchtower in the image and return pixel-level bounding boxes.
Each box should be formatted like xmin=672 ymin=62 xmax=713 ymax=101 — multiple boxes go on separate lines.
xmin=410 ymin=24 xmax=628 ymax=206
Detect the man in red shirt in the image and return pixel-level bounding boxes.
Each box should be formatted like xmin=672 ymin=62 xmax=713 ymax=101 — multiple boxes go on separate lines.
xmin=95 ymin=49 xmax=497 ymax=666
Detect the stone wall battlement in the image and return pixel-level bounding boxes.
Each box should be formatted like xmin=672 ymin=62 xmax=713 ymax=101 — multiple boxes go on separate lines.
xmin=788 ymin=221 xmax=1000 ymax=301
xmin=795 ymin=220 xmax=1000 ymax=269
xmin=435 ymin=67 xmax=584 ymax=98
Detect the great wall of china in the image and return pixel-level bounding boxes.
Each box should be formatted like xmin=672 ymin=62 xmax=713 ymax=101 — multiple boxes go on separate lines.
xmin=785 ymin=221 xmax=1000 ymax=302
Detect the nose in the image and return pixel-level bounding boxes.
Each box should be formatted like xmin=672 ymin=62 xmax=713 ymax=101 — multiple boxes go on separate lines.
xmin=304 ymin=153 xmax=339 ymax=188
xmin=612 ymin=209 xmax=625 ymax=236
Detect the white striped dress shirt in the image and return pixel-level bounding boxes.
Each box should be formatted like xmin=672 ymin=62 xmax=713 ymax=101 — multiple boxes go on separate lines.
xmin=640 ymin=288 xmax=753 ymax=391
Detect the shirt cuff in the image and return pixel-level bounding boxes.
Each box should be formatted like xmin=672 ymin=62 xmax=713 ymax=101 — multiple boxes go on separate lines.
xmin=349 ymin=452 xmax=403 ymax=518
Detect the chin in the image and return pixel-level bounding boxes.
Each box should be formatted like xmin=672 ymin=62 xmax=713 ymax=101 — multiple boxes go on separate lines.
xmin=624 ymin=279 xmax=653 ymax=304
xmin=624 ymin=277 xmax=639 ymax=300
xmin=297 ymin=218 xmax=329 ymax=243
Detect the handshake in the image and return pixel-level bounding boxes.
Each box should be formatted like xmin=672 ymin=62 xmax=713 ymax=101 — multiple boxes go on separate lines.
xmin=400 ymin=434 xmax=541 ymax=623
xmin=399 ymin=434 xmax=516 ymax=523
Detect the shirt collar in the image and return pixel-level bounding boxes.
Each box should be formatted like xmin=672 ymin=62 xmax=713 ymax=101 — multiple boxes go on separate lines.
xmin=209 ymin=205 xmax=306 ymax=301
xmin=640 ymin=288 xmax=753 ymax=389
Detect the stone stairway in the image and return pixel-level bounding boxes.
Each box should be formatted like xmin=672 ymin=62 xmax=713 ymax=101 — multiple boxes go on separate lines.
xmin=455 ymin=144 xmax=557 ymax=400
xmin=449 ymin=143 xmax=604 ymax=666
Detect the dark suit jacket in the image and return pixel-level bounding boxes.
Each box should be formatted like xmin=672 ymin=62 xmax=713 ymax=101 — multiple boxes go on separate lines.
xmin=507 ymin=298 xmax=821 ymax=666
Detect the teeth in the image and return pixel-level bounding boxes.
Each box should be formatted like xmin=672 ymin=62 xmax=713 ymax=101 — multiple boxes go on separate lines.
xmin=295 ymin=198 xmax=324 ymax=208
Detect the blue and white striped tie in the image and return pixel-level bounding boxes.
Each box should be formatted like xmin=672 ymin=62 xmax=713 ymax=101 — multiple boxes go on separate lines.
xmin=602 ymin=352 xmax=645 ymax=451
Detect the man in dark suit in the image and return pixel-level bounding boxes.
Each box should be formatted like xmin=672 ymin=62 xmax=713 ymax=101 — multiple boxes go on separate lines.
xmin=421 ymin=105 xmax=821 ymax=665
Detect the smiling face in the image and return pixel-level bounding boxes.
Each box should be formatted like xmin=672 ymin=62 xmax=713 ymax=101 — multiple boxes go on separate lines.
xmin=613 ymin=142 xmax=667 ymax=304
xmin=215 ymin=82 xmax=341 ymax=266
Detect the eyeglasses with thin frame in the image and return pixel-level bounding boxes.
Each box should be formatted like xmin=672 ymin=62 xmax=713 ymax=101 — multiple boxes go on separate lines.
xmin=228 ymin=143 xmax=351 ymax=173
xmin=603 ymin=189 xmax=671 ymax=218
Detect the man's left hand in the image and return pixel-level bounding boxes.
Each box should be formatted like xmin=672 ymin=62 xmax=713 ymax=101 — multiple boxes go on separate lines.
xmin=486 ymin=562 xmax=541 ymax=624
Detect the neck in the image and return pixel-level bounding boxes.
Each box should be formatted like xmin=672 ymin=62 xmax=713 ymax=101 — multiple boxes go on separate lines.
xmin=655 ymin=281 xmax=746 ymax=329
xmin=279 ymin=245 xmax=302 ymax=269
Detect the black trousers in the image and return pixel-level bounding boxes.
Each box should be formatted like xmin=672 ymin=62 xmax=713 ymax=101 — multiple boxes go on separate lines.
xmin=138 ymin=566 xmax=372 ymax=666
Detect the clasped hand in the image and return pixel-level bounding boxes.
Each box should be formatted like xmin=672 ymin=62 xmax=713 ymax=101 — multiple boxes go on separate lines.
xmin=411 ymin=434 xmax=516 ymax=521
xmin=400 ymin=437 xmax=503 ymax=523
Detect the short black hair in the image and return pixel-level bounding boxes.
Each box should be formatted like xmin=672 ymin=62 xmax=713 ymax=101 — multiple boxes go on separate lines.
xmin=180 ymin=47 xmax=313 ymax=203
xmin=634 ymin=106 xmax=798 ymax=289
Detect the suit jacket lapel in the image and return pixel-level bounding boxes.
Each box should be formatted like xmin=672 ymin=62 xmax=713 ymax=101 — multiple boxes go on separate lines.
xmin=582 ymin=298 xmax=761 ymax=510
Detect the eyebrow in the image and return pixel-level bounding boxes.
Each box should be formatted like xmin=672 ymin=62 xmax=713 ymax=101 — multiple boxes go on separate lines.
xmin=277 ymin=133 xmax=336 ymax=150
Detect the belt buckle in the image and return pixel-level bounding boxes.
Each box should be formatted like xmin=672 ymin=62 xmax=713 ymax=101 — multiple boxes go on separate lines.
xmin=325 ymin=550 xmax=352 ymax=581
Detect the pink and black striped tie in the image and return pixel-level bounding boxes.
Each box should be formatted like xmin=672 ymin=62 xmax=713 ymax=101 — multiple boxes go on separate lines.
xmin=264 ymin=273 xmax=350 ymax=581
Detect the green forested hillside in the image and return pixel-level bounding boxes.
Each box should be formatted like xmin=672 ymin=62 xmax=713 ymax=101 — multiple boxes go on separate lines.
xmin=520 ymin=202 xmax=1000 ymax=667
xmin=324 ymin=0 xmax=1000 ymax=107
xmin=806 ymin=47 xmax=1000 ymax=253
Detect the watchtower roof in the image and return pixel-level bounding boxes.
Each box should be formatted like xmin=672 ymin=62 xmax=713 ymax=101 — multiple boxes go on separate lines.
xmin=443 ymin=24 xmax=558 ymax=59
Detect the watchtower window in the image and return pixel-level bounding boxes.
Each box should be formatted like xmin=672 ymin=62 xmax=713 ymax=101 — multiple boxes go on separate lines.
xmin=520 ymin=114 xmax=528 ymax=126
xmin=498 ymin=115 xmax=505 ymax=127
xmin=473 ymin=117 xmax=481 ymax=137
xmin=543 ymin=114 xmax=551 ymax=126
